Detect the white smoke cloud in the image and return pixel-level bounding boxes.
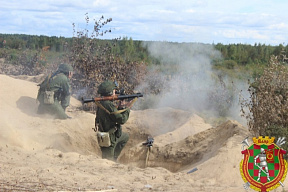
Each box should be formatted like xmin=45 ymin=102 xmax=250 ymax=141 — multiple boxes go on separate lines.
xmin=136 ymin=41 xmax=248 ymax=125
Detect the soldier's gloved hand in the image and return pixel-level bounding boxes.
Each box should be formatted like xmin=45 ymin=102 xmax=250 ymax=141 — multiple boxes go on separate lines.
xmin=118 ymin=100 xmax=127 ymax=109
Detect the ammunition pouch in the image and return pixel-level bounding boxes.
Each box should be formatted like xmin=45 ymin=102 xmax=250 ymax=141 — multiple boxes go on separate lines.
xmin=43 ymin=91 xmax=55 ymax=104
xmin=97 ymin=132 xmax=111 ymax=147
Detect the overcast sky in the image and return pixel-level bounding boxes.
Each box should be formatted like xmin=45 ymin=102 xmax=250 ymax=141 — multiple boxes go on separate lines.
xmin=1 ymin=0 xmax=287 ymax=45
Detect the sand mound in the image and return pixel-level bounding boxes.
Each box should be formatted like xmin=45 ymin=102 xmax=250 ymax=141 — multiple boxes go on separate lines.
xmin=2 ymin=74 xmax=288 ymax=192
xmin=0 ymin=74 xmax=100 ymax=155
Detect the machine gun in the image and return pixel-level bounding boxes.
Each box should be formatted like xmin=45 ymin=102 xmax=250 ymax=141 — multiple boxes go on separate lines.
xmin=82 ymin=93 xmax=143 ymax=104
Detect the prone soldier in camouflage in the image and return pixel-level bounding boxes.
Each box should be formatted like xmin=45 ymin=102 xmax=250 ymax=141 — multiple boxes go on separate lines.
xmin=95 ymin=80 xmax=131 ymax=161
xmin=37 ymin=63 xmax=73 ymax=119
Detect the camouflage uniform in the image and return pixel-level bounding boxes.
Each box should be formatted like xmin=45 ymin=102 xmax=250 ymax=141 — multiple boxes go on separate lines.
xmin=96 ymin=80 xmax=130 ymax=160
xmin=37 ymin=64 xmax=73 ymax=119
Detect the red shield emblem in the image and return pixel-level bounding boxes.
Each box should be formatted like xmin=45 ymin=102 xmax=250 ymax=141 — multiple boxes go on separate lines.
xmin=240 ymin=136 xmax=287 ymax=191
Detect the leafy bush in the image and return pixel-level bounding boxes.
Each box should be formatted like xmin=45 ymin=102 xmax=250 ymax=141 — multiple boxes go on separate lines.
xmin=241 ymin=54 xmax=288 ymax=136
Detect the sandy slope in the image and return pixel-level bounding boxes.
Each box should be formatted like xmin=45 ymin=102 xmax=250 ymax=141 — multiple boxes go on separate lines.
xmin=0 ymin=74 xmax=287 ymax=192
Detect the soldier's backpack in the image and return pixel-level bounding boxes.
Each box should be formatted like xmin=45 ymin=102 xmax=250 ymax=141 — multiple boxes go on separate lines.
xmin=38 ymin=74 xmax=55 ymax=104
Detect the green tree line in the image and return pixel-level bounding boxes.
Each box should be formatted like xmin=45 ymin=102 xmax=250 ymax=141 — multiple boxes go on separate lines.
xmin=214 ymin=43 xmax=288 ymax=66
xmin=1 ymin=33 xmax=287 ymax=67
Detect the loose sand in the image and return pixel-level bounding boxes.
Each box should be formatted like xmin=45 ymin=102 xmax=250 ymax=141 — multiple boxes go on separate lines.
xmin=0 ymin=74 xmax=286 ymax=192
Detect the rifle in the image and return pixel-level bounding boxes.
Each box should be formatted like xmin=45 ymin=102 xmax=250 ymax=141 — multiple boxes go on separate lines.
xmin=82 ymin=93 xmax=143 ymax=104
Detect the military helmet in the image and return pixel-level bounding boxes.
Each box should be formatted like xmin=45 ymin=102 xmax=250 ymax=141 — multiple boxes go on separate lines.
xmin=58 ymin=63 xmax=73 ymax=73
xmin=97 ymin=80 xmax=117 ymax=96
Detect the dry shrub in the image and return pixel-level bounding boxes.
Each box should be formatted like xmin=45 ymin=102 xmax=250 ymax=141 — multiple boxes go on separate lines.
xmin=241 ymin=54 xmax=288 ymax=136
xmin=69 ymin=14 xmax=147 ymax=100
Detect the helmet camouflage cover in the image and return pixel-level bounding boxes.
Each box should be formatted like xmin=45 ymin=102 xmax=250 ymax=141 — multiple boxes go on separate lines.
xmin=98 ymin=80 xmax=117 ymax=96
xmin=58 ymin=63 xmax=73 ymax=73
